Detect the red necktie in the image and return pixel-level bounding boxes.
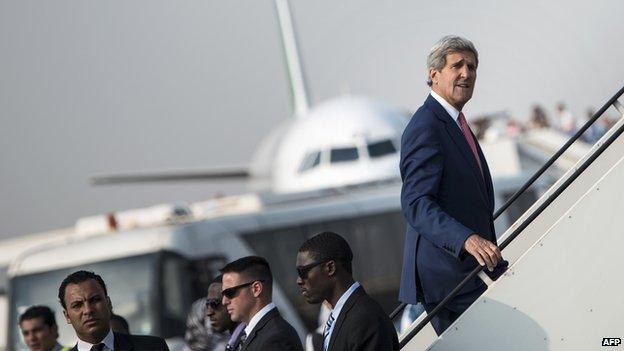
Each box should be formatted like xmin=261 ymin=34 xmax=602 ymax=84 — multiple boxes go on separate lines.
xmin=458 ymin=112 xmax=483 ymax=179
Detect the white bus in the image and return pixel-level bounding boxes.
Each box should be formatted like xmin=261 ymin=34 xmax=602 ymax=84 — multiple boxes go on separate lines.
xmin=5 ymin=175 xmax=542 ymax=351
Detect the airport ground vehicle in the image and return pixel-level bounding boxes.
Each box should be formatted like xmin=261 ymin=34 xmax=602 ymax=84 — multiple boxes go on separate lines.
xmin=6 ymin=157 xmax=541 ymax=351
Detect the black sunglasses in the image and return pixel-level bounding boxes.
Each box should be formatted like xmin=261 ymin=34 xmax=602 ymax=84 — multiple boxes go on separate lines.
xmin=206 ymin=298 xmax=221 ymax=309
xmin=297 ymin=259 xmax=331 ymax=279
xmin=221 ymin=280 xmax=265 ymax=299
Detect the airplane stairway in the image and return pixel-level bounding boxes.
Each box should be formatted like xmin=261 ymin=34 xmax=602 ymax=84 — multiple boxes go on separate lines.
xmin=397 ymin=85 xmax=624 ymax=350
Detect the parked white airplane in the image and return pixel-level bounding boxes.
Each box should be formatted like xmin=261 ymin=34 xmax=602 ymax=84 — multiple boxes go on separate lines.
xmin=1 ymin=1 xmax=409 ymax=349
xmin=91 ymin=0 xmax=409 ymax=195
xmin=0 ymin=1 xmax=594 ymax=350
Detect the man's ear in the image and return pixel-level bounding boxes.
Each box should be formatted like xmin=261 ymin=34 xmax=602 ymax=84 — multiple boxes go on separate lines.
xmin=326 ymin=260 xmax=336 ymax=277
xmin=429 ymin=68 xmax=438 ymax=85
xmin=52 ymin=324 xmax=59 ymax=338
xmin=62 ymin=309 xmax=71 ymax=324
xmin=107 ymin=296 xmax=113 ymax=312
xmin=252 ymin=281 xmax=263 ymax=298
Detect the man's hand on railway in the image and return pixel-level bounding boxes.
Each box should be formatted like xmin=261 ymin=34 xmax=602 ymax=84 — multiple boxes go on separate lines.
xmin=463 ymin=234 xmax=502 ymax=272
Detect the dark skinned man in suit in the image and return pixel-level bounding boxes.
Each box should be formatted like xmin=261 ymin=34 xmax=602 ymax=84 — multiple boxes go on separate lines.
xmin=297 ymin=232 xmax=398 ymax=351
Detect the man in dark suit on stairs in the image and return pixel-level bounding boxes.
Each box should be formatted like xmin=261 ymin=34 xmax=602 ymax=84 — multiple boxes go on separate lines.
xmin=296 ymin=231 xmax=399 ymax=351
xmin=58 ymin=270 xmax=169 ymax=351
xmin=398 ymin=35 xmax=507 ymax=335
xmin=220 ymin=256 xmax=303 ymax=351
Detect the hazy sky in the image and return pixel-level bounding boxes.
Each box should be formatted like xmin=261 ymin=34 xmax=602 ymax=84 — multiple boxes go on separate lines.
xmin=1 ymin=0 xmax=623 ymax=238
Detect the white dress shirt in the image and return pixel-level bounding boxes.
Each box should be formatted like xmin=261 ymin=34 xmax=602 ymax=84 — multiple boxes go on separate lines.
xmin=323 ymin=282 xmax=361 ymax=351
xmin=76 ymin=329 xmax=114 ymax=351
xmin=430 ymin=90 xmax=461 ymax=128
xmin=244 ymin=302 xmax=276 ymax=337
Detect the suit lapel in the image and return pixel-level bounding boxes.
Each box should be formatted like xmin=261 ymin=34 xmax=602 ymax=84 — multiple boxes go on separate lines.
xmin=327 ymin=287 xmax=365 ymax=351
xmin=71 ymin=333 xmax=131 ymax=351
xmin=475 ymin=139 xmax=495 ymax=210
xmin=114 ymin=332 xmax=133 ymax=351
xmin=242 ymin=308 xmax=278 ymax=351
xmin=425 ymin=95 xmax=490 ymax=208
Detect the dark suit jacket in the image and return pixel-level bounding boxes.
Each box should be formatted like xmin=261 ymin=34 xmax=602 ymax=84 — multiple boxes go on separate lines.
xmin=241 ymin=307 xmax=303 ymax=351
xmin=328 ymin=286 xmax=399 ymax=351
xmin=70 ymin=332 xmax=169 ymax=351
xmin=398 ymin=94 xmax=505 ymax=305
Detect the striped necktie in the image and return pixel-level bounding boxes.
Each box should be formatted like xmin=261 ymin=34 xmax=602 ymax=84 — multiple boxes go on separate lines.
xmin=236 ymin=330 xmax=247 ymax=351
xmin=323 ymin=313 xmax=335 ymax=350
xmin=90 ymin=344 xmax=105 ymax=351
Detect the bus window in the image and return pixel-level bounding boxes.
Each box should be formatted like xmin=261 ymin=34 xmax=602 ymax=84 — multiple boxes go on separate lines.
xmin=188 ymin=255 xmax=228 ymax=302
xmin=241 ymin=210 xmax=406 ymax=331
xmin=9 ymin=254 xmax=157 ymax=351
xmin=241 ymin=226 xmax=312 ymax=327
xmin=160 ymin=254 xmax=192 ymax=338
xmin=0 ymin=266 xmax=8 ymax=294
xmin=341 ymin=212 xmax=405 ymax=313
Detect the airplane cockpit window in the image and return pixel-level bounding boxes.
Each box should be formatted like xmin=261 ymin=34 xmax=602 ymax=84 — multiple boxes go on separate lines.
xmin=367 ymin=139 xmax=397 ymax=158
xmin=298 ymin=151 xmax=321 ymax=173
xmin=330 ymin=147 xmax=359 ymax=163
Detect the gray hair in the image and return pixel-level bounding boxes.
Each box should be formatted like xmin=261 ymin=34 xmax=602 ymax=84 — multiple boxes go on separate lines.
xmin=426 ymin=35 xmax=479 ymax=86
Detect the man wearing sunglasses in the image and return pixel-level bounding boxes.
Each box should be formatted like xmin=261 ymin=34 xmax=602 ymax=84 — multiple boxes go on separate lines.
xmin=296 ymin=232 xmax=399 ymax=351
xmin=205 ymin=275 xmax=246 ymax=351
xmin=220 ymin=256 xmax=303 ymax=351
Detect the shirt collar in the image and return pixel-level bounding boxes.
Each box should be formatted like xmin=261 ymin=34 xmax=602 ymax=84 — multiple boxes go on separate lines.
xmin=430 ymin=90 xmax=461 ymax=126
xmin=52 ymin=343 xmax=64 ymax=351
xmin=244 ymin=302 xmax=276 ymax=336
xmin=329 ymin=282 xmax=361 ymax=320
xmin=76 ymin=329 xmax=114 ymax=351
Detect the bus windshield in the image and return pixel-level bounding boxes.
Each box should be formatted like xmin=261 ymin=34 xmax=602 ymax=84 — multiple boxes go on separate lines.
xmin=9 ymin=254 xmax=157 ymax=351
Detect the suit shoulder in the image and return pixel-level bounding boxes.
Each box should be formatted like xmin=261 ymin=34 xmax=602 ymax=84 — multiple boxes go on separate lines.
xmin=408 ymin=104 xmax=439 ymax=128
xmin=264 ymin=333 xmax=303 ymax=351
xmin=348 ymin=294 xmax=392 ymax=322
xmin=265 ymin=315 xmax=302 ymax=347
xmin=271 ymin=314 xmax=300 ymax=336
xmin=403 ymin=105 xmax=442 ymax=141
xmin=126 ymin=334 xmax=168 ymax=349
xmin=337 ymin=294 xmax=397 ymax=347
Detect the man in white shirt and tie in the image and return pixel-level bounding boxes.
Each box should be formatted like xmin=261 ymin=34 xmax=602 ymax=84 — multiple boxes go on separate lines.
xmin=221 ymin=256 xmax=303 ymax=351
xmin=58 ymin=270 xmax=169 ymax=351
